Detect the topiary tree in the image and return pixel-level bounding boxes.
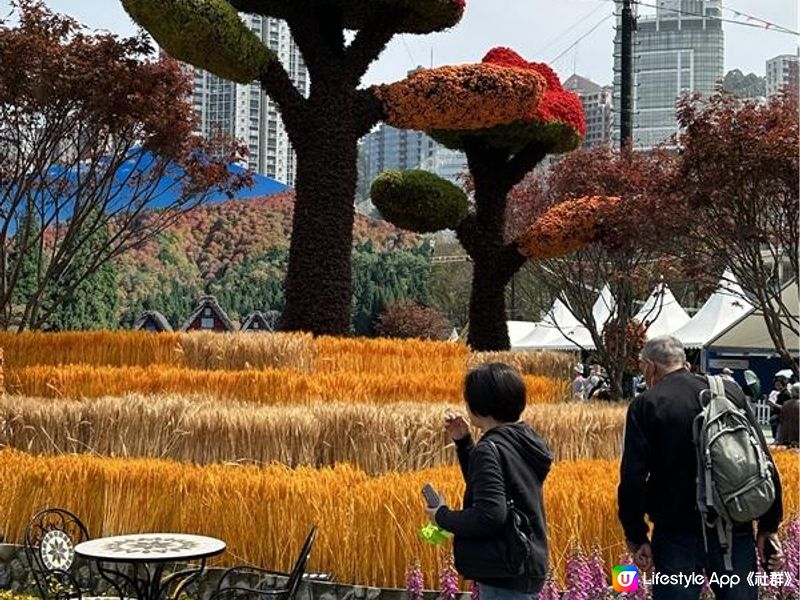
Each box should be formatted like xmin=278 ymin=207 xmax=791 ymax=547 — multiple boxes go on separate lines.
xmin=371 ymin=48 xmax=585 ymax=350
xmin=121 ymin=0 xmax=468 ymax=336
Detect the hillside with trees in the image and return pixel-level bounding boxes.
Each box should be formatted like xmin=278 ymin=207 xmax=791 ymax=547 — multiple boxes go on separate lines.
xmin=112 ymin=192 xmax=427 ymax=332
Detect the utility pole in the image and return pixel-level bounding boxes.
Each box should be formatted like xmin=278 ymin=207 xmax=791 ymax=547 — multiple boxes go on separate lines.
xmin=620 ymin=0 xmax=635 ymax=149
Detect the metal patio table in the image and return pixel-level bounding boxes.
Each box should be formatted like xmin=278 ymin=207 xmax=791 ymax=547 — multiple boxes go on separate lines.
xmin=75 ymin=533 xmax=226 ymax=600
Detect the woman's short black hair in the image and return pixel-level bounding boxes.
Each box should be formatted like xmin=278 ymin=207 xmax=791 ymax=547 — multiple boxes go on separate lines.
xmin=463 ymin=363 xmax=526 ymax=422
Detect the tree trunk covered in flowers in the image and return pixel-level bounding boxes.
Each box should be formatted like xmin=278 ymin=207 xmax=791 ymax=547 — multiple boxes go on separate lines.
xmin=457 ymin=143 xmax=532 ymax=351
xmin=280 ymin=83 xmax=364 ymax=334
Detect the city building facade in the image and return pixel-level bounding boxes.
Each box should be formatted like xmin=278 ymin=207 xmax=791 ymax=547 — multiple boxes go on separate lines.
xmin=191 ymin=15 xmax=308 ymax=184
xmin=613 ymin=0 xmax=724 ymax=148
xmin=361 ymin=126 xmax=433 ymax=188
xmin=766 ymin=54 xmax=799 ymax=98
xmin=563 ymin=74 xmax=614 ymax=148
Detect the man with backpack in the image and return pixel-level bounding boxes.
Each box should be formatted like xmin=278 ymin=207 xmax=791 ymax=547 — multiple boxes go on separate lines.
xmin=618 ymin=336 xmax=784 ymax=600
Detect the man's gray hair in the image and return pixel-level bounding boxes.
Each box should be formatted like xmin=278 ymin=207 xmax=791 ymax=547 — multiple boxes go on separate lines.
xmin=640 ymin=335 xmax=686 ymax=366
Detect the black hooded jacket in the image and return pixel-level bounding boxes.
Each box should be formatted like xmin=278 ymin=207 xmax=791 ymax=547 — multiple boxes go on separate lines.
xmin=435 ymin=422 xmax=553 ymax=593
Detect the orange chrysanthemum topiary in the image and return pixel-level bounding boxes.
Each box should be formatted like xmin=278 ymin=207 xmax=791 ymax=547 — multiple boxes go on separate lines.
xmin=517 ymin=196 xmax=621 ymax=260
xmin=376 ymin=64 xmax=546 ymax=131
xmin=428 ymin=47 xmax=587 ymax=153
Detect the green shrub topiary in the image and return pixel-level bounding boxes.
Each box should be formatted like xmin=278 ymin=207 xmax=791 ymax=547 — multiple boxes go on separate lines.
xmin=370 ymin=170 xmax=469 ymax=233
xmin=122 ymin=0 xmax=274 ymax=83
xmin=229 ymin=0 xmax=465 ymax=34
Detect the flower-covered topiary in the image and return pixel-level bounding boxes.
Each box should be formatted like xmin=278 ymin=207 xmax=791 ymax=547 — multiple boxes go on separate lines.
xmin=123 ymin=0 xmax=468 ymax=337
xmin=426 ymin=47 xmax=586 ymax=154
xmin=371 ymin=170 xmax=469 ymax=233
xmin=377 ymin=64 xmax=545 ymax=131
xmin=121 ymin=0 xmax=275 ymax=83
xmin=517 ymin=196 xmax=621 ymax=260
xmin=373 ymin=47 xmax=586 ymax=350
xmin=229 ymin=0 xmax=466 ymax=34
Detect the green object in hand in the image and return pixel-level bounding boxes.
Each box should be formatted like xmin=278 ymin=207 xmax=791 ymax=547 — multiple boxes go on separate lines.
xmin=419 ymin=523 xmax=452 ymax=546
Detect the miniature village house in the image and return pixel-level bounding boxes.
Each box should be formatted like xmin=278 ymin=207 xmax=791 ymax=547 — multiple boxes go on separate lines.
xmin=240 ymin=310 xmax=280 ymax=333
xmin=133 ymin=310 xmax=173 ymax=333
xmin=180 ymin=296 xmax=235 ymax=333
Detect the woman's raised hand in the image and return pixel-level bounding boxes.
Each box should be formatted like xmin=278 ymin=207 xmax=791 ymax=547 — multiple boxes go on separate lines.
xmin=444 ymin=411 xmax=470 ymax=441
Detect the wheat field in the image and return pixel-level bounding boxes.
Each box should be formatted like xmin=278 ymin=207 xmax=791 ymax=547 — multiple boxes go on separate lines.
xmin=0 ymin=331 xmax=573 ymax=379
xmin=0 ymin=395 xmax=625 ymax=471
xmin=0 ymin=449 xmax=795 ymax=589
xmin=5 ymin=365 xmax=570 ymax=406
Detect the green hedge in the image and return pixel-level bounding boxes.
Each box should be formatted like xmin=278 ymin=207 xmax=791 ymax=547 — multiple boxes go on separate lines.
xmin=122 ymin=0 xmax=274 ymax=83
xmin=371 ymin=170 xmax=468 ymax=233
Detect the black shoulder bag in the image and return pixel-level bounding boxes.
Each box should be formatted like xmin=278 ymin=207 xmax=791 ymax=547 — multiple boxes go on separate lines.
xmin=453 ymin=440 xmax=535 ymax=579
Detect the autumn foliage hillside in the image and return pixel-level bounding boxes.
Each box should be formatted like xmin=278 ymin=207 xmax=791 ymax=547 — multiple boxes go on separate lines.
xmin=115 ymin=192 xmax=424 ymax=329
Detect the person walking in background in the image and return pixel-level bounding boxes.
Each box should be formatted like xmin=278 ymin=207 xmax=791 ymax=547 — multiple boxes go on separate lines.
xmin=777 ymin=383 xmax=799 ymax=448
xmin=767 ymin=377 xmax=790 ymax=441
xmin=424 ymin=363 xmax=553 ymax=600
xmin=618 ymin=336 xmax=784 ymax=600
xmin=571 ymin=365 xmax=587 ymax=402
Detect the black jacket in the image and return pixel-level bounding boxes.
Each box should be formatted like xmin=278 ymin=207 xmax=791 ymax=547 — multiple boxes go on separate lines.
xmin=435 ymin=422 xmax=553 ymax=593
xmin=618 ymin=369 xmax=783 ymax=545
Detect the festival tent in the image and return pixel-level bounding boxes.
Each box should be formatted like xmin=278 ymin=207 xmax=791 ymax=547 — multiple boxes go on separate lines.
xmin=703 ymin=281 xmax=799 ymax=392
xmin=507 ymin=320 xmax=539 ymax=348
xmin=512 ymin=298 xmax=581 ymax=350
xmin=513 ymin=285 xmax=616 ymax=351
xmin=673 ymin=270 xmax=753 ymax=348
xmin=706 ymin=281 xmax=799 ymax=352
xmin=635 ymin=284 xmax=691 ymax=338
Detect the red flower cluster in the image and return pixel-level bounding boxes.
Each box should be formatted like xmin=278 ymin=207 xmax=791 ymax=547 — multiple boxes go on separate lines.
xmin=603 ymin=317 xmax=647 ymax=375
xmin=516 ymin=195 xmax=621 ymax=260
xmin=482 ymin=47 xmax=586 ymax=137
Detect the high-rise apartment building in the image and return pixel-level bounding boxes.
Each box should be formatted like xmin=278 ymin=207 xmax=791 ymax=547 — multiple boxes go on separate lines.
xmin=191 ymin=15 xmax=308 ymax=184
xmin=361 ymin=125 xmax=433 ymax=188
xmin=613 ymin=0 xmax=724 ymax=148
xmin=766 ymin=54 xmax=799 ymax=98
xmin=563 ymin=74 xmax=614 ymax=148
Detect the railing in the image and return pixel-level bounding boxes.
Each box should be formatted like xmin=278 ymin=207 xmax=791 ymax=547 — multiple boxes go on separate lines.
xmin=753 ymin=400 xmax=771 ymax=427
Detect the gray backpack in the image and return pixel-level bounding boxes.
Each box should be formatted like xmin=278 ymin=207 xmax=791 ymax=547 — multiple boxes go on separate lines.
xmin=693 ymin=375 xmax=775 ymax=570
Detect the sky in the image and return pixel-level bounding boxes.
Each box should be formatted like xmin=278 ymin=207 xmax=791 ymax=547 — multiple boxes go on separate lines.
xmin=1 ymin=0 xmax=797 ymax=87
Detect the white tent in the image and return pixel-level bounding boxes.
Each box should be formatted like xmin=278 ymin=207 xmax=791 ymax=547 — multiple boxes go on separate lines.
xmin=707 ymin=281 xmax=799 ymax=351
xmin=635 ymin=284 xmax=691 ymax=338
xmin=507 ymin=320 xmax=538 ymax=347
xmin=673 ymin=270 xmax=753 ymax=348
xmin=513 ymin=286 xmax=616 ymax=351
xmin=513 ymin=298 xmax=581 ymax=350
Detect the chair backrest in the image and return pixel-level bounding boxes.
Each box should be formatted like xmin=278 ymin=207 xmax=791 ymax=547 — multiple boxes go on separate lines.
xmin=24 ymin=508 xmax=91 ymax=600
xmin=284 ymin=527 xmax=317 ymax=600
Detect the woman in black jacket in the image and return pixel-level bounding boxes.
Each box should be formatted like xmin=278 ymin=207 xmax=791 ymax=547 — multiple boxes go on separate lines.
xmin=425 ymin=363 xmax=553 ymax=600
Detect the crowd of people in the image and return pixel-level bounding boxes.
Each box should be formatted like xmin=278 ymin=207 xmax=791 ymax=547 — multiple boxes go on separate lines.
xmin=569 ymin=359 xmax=799 ymax=448
xmin=421 ymin=336 xmax=793 ymax=600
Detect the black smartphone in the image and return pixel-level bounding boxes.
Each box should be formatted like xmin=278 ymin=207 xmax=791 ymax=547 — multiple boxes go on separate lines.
xmin=421 ymin=483 xmax=440 ymax=508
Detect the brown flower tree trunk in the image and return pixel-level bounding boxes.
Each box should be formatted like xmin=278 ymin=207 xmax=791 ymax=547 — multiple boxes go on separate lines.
xmin=459 ymin=146 xmax=526 ymax=351
xmin=280 ymin=88 xmax=360 ymax=335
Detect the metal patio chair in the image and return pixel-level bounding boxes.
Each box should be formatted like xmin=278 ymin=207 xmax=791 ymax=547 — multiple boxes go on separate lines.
xmin=211 ymin=527 xmax=329 ymax=600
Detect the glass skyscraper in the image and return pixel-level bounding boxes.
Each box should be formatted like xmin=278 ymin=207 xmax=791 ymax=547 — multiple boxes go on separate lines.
xmin=613 ymin=0 xmax=724 ymax=148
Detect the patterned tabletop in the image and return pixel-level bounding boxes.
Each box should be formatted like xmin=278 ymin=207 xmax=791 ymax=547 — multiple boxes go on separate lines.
xmin=75 ymin=533 xmax=226 ymax=563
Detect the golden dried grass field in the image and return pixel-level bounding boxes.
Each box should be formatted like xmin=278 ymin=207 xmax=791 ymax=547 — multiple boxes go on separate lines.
xmin=0 ymin=395 xmax=626 ymax=471
xmin=0 ymin=331 xmax=573 ymax=379
xmin=5 ymin=365 xmax=568 ymax=405
xmin=0 ymin=449 xmax=795 ymax=589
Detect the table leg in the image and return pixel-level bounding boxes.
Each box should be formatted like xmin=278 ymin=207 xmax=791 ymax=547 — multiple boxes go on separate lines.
xmin=95 ymin=560 xmax=145 ymax=600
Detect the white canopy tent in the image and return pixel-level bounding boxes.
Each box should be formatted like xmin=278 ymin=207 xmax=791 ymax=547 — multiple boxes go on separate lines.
xmin=673 ymin=270 xmax=753 ymax=348
xmin=635 ymin=284 xmax=691 ymax=338
xmin=507 ymin=320 xmax=539 ymax=348
xmin=707 ymin=281 xmax=799 ymax=351
xmin=513 ymin=285 xmax=616 ymax=351
xmin=513 ymin=298 xmax=581 ymax=350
